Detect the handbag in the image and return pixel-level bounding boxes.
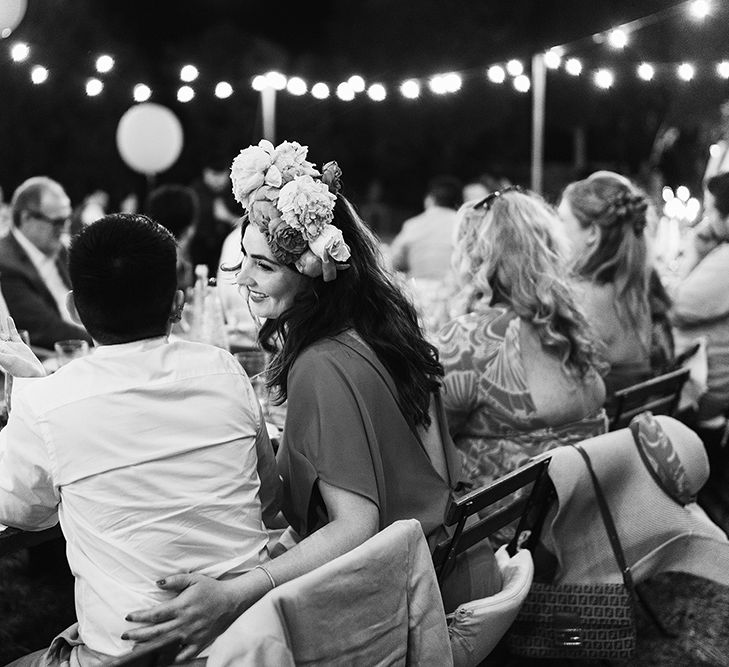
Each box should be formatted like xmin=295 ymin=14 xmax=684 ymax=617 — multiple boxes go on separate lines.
xmin=506 ymin=444 xmax=638 ymax=660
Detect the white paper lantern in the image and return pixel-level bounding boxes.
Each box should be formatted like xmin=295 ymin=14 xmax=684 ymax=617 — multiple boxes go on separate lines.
xmin=0 ymin=0 xmax=27 ymax=38
xmin=116 ymin=103 xmax=183 ymax=175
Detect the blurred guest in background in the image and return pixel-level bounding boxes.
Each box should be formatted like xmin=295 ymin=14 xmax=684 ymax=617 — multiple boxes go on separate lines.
xmin=0 ymin=177 xmax=91 ymax=350
xmin=438 ymin=188 xmax=606 ymax=489
xmin=559 ymin=171 xmax=655 ymax=397
xmin=0 ymin=214 xmax=280 ymax=666
xmin=389 ymin=175 xmax=462 ymax=281
xmin=189 ymin=156 xmax=239 ymax=276
xmin=672 ymin=172 xmax=729 ymax=429
xmin=461 ymin=173 xmax=509 ymax=205
xmin=146 ymin=184 xmax=199 ymax=291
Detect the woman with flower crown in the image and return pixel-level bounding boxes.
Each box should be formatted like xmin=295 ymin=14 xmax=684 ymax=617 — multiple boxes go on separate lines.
xmin=124 ymin=139 xmax=499 ymax=658
xmin=558 ymin=171 xmax=669 ymax=398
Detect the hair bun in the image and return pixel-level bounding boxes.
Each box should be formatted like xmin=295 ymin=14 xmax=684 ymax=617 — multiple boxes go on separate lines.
xmin=606 ymin=190 xmax=648 ymax=235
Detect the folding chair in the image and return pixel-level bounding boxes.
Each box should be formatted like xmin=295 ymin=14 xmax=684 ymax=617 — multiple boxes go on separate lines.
xmin=608 ymin=367 xmax=690 ymax=432
xmin=432 ymin=457 xmax=552 ymax=586
xmin=103 ymin=635 xmax=183 ymax=667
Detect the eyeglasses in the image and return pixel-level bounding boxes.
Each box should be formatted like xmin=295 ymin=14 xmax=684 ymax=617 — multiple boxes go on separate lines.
xmin=24 ymin=210 xmax=70 ymax=228
xmin=473 ymin=185 xmax=524 ymax=211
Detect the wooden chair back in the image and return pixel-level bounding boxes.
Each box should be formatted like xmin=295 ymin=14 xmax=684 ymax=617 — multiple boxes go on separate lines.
xmin=608 ymin=367 xmax=690 ymax=431
xmin=432 ymin=457 xmax=552 ymax=585
xmin=103 ymin=635 xmax=183 ymax=667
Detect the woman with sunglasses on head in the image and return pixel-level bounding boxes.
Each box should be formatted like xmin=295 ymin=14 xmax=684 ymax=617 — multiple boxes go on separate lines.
xmin=437 ymin=188 xmax=607 ymax=491
xmin=123 ymin=140 xmax=499 ymax=658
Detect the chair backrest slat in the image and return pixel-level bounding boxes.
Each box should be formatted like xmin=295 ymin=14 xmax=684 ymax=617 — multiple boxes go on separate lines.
xmin=433 ymin=457 xmax=551 ymax=586
xmin=609 ymin=367 xmax=690 ymax=431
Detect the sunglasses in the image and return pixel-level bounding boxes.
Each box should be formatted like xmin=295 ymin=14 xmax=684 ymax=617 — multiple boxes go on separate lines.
xmin=473 ymin=185 xmax=524 ymax=211
xmin=25 ymin=210 xmax=70 ymax=228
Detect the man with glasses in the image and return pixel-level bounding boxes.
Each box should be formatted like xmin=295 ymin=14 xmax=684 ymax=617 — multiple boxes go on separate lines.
xmin=0 ymin=176 xmax=91 ymax=350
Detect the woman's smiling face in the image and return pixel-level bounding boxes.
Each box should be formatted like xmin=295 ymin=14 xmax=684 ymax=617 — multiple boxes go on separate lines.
xmin=236 ymin=224 xmax=308 ymax=320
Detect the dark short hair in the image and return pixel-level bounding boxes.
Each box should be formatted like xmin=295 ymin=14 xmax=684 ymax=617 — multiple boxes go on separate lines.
xmin=145 ymin=185 xmax=199 ymax=240
xmin=708 ymin=172 xmax=729 ymax=218
xmin=427 ymin=175 xmax=463 ymax=209
xmin=69 ymin=214 xmax=177 ymax=344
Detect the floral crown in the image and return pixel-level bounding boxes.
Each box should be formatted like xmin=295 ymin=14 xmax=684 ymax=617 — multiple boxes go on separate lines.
xmin=230 ymin=139 xmax=351 ymax=279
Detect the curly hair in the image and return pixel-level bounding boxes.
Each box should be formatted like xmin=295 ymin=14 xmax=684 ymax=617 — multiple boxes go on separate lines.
xmin=561 ymin=171 xmax=650 ymax=332
xmin=456 ymin=190 xmax=604 ymax=378
xmin=241 ymin=196 xmax=443 ymax=429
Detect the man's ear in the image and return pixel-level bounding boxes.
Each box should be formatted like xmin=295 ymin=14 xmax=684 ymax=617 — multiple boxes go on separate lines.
xmin=65 ymin=291 xmax=83 ymax=325
xmin=169 ymin=289 xmax=185 ymax=322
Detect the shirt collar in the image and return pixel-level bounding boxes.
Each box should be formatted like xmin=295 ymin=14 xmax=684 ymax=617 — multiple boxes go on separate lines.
xmin=92 ymin=336 xmax=169 ymax=357
xmin=12 ymin=228 xmax=52 ymax=266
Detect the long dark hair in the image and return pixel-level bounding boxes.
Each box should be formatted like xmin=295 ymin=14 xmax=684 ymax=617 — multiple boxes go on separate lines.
xmin=249 ymin=196 xmax=443 ymax=429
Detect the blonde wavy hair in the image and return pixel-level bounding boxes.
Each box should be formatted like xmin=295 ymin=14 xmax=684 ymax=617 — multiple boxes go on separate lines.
xmin=454 ymin=189 xmax=603 ymax=378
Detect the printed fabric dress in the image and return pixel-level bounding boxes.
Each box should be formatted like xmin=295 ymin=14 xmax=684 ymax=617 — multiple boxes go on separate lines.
xmin=437 ymin=306 xmax=608 ymax=489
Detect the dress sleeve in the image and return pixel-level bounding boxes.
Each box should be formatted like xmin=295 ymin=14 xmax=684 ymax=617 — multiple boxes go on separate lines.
xmin=281 ymin=349 xmax=382 ymax=534
xmin=0 ymin=391 xmax=59 ymax=530
xmin=437 ymin=319 xmax=478 ymax=435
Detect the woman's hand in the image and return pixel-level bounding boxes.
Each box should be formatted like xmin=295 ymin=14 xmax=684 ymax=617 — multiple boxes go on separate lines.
xmin=123 ymin=571 xmax=269 ymax=661
xmin=0 ymin=317 xmax=45 ymax=378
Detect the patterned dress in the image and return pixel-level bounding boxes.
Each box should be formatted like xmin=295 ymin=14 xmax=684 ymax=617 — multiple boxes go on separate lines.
xmin=438 ymin=305 xmax=607 ymax=489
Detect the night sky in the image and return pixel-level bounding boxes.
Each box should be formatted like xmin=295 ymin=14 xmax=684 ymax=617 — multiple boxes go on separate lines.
xmin=2 ymin=0 xmax=727 ymax=220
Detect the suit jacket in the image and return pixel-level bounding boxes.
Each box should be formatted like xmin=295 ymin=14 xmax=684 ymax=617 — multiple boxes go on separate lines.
xmin=0 ymin=233 xmax=91 ymax=350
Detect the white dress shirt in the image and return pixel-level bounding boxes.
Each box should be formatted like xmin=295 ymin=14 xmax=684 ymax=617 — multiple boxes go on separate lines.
xmin=12 ymin=228 xmax=76 ymax=325
xmin=0 ymin=337 xmax=277 ymax=657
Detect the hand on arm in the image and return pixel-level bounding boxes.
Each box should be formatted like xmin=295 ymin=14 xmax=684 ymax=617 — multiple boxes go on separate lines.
xmin=124 ymin=481 xmax=379 ymax=661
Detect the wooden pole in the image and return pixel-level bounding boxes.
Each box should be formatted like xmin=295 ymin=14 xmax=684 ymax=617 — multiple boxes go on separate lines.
xmin=531 ymin=53 xmax=546 ymax=194
xmin=261 ymin=88 xmax=276 ymax=144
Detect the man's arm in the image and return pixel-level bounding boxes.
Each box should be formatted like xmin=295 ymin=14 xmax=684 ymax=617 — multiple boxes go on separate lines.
xmin=0 ymin=391 xmax=59 ymax=530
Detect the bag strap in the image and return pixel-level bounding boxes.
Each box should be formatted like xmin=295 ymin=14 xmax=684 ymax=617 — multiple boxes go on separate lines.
xmin=572 ymin=444 xmax=637 ymax=599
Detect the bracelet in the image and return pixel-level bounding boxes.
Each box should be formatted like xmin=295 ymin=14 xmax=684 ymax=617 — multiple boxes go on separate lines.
xmin=254 ymin=564 xmax=276 ymax=590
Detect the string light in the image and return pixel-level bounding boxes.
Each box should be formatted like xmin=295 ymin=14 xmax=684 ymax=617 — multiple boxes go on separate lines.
xmin=251 ymin=75 xmax=267 ymax=91
xmin=347 ymin=75 xmax=365 ymax=93
xmin=637 ymin=63 xmax=655 ymax=81
xmin=565 ymin=58 xmax=582 ymax=76
xmin=180 ymin=65 xmax=198 ymax=82
xmin=336 ymin=82 xmax=355 ymax=101
xmin=311 ymin=82 xmax=329 ymax=99
xmin=677 ymin=62 xmax=695 ymax=81
xmin=689 ymin=0 xmax=711 ymax=20
xmin=286 ymin=77 xmax=307 ymax=96
xmin=265 ymin=71 xmax=287 ymax=90
xmin=594 ymin=68 xmax=614 ymax=89
xmin=716 ymin=61 xmax=729 ymax=79
xmin=85 ymin=78 xmax=103 ymax=96
xmin=544 ymin=49 xmax=562 ymax=69
xmin=400 ymin=79 xmax=420 ymax=99
xmin=487 ymin=65 xmax=506 ymax=84
xmin=506 ymin=59 xmax=523 ymax=76
xmin=133 ymin=83 xmax=151 ymax=102
xmin=214 ymin=81 xmax=233 ymax=99
xmin=513 ymin=74 xmax=530 ymax=92
xmin=30 ymin=65 xmax=48 ymax=84
xmin=10 ymin=42 xmax=29 ymax=62
xmin=607 ymin=28 xmax=629 ymax=49
xmin=177 ymin=85 xmax=195 ymax=102
xmin=95 ymin=55 xmax=114 ymax=74
xmin=367 ymin=83 xmax=387 ymax=101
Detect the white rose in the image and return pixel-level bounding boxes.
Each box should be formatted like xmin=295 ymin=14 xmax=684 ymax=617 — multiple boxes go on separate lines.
xmin=308 ymin=224 xmax=351 ymax=262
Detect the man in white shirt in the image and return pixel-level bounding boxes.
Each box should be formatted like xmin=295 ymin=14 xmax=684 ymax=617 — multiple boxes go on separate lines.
xmin=0 ymin=214 xmax=281 ymax=666
xmin=0 ymin=177 xmax=91 ymax=350
xmin=388 ymin=175 xmax=462 ymax=281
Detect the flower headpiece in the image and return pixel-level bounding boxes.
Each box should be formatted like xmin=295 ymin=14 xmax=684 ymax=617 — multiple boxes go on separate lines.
xmin=230 ymin=139 xmax=350 ymax=279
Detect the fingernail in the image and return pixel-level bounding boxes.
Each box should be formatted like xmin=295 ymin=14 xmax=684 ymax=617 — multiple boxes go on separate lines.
xmin=121 ymin=633 xmax=129 ymax=640
xmin=156 ymin=578 xmax=166 ymax=586
xmin=124 ymin=615 xmax=132 ymax=621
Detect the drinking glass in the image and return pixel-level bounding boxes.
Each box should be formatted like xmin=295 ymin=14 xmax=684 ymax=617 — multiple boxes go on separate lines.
xmin=54 ymin=339 xmax=90 ymax=367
